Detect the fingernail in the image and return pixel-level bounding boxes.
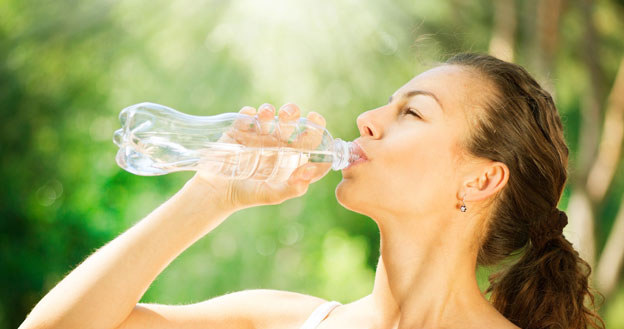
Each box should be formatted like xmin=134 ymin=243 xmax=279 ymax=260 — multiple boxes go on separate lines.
xmin=283 ymin=105 xmax=295 ymax=116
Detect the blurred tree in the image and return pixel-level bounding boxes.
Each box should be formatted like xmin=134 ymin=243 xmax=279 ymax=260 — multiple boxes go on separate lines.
xmin=1 ymin=1 xmax=623 ymax=329
xmin=487 ymin=0 xmax=624 ymax=301
xmin=488 ymin=0 xmax=516 ymax=62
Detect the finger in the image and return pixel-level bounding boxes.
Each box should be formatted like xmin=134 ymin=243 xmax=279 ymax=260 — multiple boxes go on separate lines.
xmin=286 ymin=163 xmax=324 ymax=184
xmin=262 ymin=163 xmax=330 ymax=203
xmin=233 ymin=106 xmax=257 ymax=132
xmin=282 ymin=164 xmax=315 ymax=194
xmin=278 ymin=103 xmax=300 ymax=145
xmin=306 ymin=163 xmax=331 ymax=183
xmin=307 ymin=111 xmax=326 ymax=127
xmin=299 ymin=111 xmax=326 ymax=150
xmin=257 ymin=103 xmax=276 ymax=136
xmin=221 ymin=106 xmax=256 ymax=145
xmin=240 ymin=106 xmax=257 ymax=115
xmin=263 ymin=179 xmax=310 ymax=204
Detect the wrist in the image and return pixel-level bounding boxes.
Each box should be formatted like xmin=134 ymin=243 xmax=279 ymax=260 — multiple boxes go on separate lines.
xmin=183 ymin=174 xmax=242 ymax=213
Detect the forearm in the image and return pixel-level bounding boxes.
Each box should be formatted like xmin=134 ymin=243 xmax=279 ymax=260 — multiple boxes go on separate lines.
xmin=20 ymin=177 xmax=236 ymax=329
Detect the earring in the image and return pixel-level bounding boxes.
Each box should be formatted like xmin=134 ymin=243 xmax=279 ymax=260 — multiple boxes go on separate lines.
xmin=460 ymin=196 xmax=467 ymax=212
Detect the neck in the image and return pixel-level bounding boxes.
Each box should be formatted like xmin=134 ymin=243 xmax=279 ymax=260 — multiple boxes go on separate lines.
xmin=363 ymin=212 xmax=489 ymax=328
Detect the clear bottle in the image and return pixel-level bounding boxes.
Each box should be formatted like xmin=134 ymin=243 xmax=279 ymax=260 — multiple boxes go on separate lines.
xmin=113 ymin=102 xmax=359 ymax=181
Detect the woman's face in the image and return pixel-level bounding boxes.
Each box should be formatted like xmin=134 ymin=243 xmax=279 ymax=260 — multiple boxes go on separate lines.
xmin=336 ymin=64 xmax=486 ymax=221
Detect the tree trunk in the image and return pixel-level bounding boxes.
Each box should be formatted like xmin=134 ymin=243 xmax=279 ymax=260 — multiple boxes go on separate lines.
xmin=534 ymin=0 xmax=565 ymax=93
xmin=565 ymin=189 xmax=596 ymax=267
xmin=565 ymin=0 xmax=604 ymax=270
xmin=488 ymin=0 xmax=516 ymax=62
xmin=591 ymin=58 xmax=624 ymax=298
xmin=595 ymin=196 xmax=624 ymax=296
xmin=586 ymin=58 xmax=624 ymax=203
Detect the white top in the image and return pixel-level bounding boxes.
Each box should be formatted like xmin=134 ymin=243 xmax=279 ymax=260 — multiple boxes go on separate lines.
xmin=298 ymin=301 xmax=342 ymax=329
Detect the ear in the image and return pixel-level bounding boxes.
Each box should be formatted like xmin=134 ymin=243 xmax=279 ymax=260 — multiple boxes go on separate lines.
xmin=462 ymin=161 xmax=509 ymax=202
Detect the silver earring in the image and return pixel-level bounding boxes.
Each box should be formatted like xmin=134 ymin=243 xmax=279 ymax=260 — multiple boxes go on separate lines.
xmin=460 ymin=196 xmax=467 ymax=212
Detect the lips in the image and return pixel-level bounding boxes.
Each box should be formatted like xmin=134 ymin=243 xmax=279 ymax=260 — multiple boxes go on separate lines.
xmin=351 ymin=140 xmax=369 ymax=162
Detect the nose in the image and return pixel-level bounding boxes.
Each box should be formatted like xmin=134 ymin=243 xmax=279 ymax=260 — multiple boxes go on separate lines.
xmin=356 ymin=108 xmax=384 ymax=139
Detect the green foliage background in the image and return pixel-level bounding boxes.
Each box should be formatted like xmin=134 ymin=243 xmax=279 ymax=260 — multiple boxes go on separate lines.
xmin=1 ymin=0 xmax=623 ymax=328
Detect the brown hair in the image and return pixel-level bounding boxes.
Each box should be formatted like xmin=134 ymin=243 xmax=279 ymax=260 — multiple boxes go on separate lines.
xmin=445 ymin=53 xmax=604 ymax=329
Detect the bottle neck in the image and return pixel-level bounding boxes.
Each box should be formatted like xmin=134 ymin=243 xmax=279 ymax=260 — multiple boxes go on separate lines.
xmin=332 ymin=138 xmax=357 ymax=170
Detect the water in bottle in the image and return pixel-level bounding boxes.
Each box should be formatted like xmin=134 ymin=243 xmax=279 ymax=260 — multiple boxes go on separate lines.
xmin=113 ymin=102 xmax=359 ymax=181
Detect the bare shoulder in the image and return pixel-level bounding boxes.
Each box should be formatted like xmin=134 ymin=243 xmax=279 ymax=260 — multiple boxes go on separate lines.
xmin=229 ymin=289 xmax=329 ymax=329
xmin=195 ymin=289 xmax=329 ymax=329
xmin=116 ymin=289 xmax=328 ymax=329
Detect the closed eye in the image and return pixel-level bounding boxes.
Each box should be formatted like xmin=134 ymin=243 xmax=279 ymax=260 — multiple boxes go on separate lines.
xmin=403 ymin=107 xmax=422 ymax=119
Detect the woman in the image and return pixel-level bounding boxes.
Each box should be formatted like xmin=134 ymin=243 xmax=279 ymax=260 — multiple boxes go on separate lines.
xmin=20 ymin=53 xmax=604 ymax=329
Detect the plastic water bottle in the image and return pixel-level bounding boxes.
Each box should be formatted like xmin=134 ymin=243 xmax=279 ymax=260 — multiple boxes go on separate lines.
xmin=113 ymin=102 xmax=359 ymax=181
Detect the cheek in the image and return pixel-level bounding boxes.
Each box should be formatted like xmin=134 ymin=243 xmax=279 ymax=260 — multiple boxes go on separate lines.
xmin=371 ymin=130 xmax=458 ymax=209
xmin=383 ymin=129 xmax=454 ymax=183
xmin=336 ymin=125 xmax=461 ymax=216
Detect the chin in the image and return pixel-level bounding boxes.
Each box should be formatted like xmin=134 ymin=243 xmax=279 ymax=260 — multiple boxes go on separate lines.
xmin=335 ymin=177 xmax=367 ymax=214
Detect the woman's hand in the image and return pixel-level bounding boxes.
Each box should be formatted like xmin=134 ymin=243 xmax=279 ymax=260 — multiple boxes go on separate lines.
xmin=190 ymin=103 xmax=329 ymax=210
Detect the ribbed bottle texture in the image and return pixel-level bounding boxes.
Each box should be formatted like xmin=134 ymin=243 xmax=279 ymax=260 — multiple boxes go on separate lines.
xmin=113 ymin=102 xmax=357 ymax=181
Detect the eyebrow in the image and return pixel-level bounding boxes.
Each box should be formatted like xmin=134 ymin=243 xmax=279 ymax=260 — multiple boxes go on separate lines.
xmin=388 ymin=90 xmax=444 ymax=112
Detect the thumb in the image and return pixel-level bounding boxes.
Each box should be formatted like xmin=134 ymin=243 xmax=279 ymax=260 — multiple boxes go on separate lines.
xmin=289 ymin=163 xmax=317 ymax=184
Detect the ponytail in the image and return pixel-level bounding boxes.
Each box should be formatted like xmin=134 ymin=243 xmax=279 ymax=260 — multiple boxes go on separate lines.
xmin=486 ymin=210 xmax=604 ymax=329
xmin=445 ymin=53 xmax=605 ymax=328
